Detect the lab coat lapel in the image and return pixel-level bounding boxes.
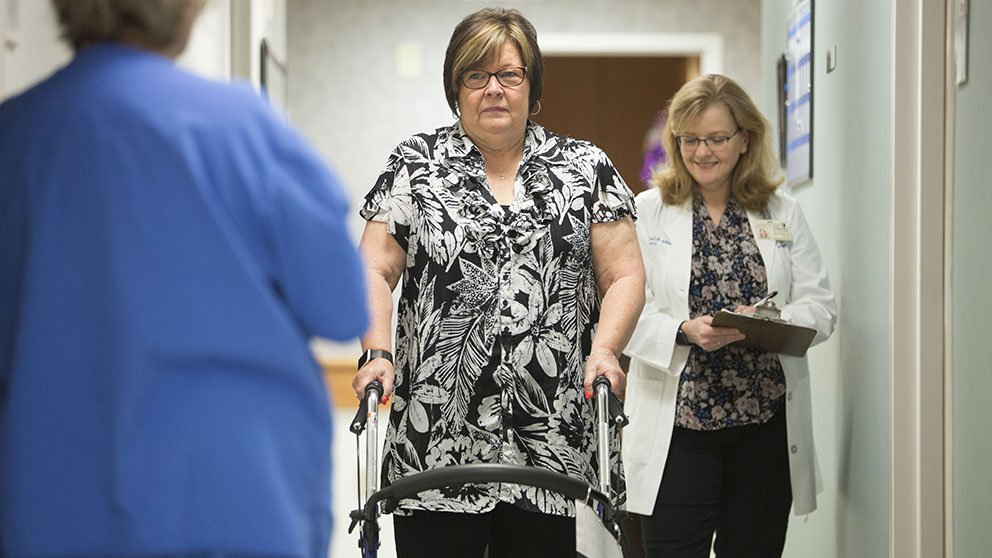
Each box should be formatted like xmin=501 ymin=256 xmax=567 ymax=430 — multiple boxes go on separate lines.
xmin=747 ymin=209 xmax=778 ymax=277
xmin=664 ymin=201 xmax=693 ymax=292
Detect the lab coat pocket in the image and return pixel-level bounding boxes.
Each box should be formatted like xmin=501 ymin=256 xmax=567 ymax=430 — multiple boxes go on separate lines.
xmin=779 ymin=354 xmax=809 ymax=381
xmin=772 ymin=240 xmax=794 ymax=290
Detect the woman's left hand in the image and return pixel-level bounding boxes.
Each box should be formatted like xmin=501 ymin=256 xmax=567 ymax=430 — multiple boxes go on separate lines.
xmin=583 ymin=349 xmax=626 ymax=400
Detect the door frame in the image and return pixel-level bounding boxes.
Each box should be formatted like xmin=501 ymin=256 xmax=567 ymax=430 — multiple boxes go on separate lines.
xmin=890 ymin=0 xmax=947 ymax=556
xmin=538 ymin=32 xmax=724 ymax=75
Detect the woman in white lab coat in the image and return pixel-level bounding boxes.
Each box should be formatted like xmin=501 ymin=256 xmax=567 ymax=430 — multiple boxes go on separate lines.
xmin=623 ymin=74 xmax=836 ymax=557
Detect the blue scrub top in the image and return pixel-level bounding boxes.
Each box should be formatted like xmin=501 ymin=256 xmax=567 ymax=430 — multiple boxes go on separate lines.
xmin=0 ymin=44 xmax=368 ymax=557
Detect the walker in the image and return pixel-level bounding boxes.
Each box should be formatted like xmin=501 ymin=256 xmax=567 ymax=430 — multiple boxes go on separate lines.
xmin=347 ymin=377 xmax=629 ymax=557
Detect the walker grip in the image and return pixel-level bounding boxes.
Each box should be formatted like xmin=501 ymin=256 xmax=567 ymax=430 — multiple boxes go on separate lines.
xmin=349 ymin=381 xmax=383 ymax=435
xmin=592 ymin=376 xmax=629 ymax=429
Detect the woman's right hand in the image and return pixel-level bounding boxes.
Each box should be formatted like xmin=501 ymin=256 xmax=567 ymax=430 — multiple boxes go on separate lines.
xmin=681 ymin=315 xmax=745 ymax=352
xmin=352 ymin=358 xmax=395 ymax=405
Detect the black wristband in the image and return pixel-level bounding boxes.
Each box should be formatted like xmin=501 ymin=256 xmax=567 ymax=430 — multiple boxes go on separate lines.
xmin=675 ymin=321 xmax=690 ymax=346
xmin=358 ymin=349 xmax=393 ymax=370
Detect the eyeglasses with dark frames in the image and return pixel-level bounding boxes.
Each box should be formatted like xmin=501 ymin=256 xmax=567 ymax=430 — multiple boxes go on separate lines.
xmin=461 ymin=66 xmax=527 ymax=89
xmin=676 ymin=129 xmax=741 ymax=151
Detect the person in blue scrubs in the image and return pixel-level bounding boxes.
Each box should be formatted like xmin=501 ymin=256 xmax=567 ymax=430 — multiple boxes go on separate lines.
xmin=0 ymin=1 xmax=369 ymax=556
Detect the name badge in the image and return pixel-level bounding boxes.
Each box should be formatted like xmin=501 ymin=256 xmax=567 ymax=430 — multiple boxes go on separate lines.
xmin=754 ymin=219 xmax=792 ymax=242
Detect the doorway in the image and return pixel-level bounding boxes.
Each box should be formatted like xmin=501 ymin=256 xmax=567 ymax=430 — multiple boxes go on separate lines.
xmin=532 ymin=55 xmax=697 ymax=193
xmin=534 ymin=31 xmax=723 ymax=193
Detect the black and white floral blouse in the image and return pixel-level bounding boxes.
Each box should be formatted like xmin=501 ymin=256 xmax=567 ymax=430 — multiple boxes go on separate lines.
xmin=361 ymin=121 xmax=634 ymax=517
xmin=675 ymin=194 xmax=787 ymax=430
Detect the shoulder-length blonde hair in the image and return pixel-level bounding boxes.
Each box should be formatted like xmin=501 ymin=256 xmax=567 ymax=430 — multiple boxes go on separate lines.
xmin=52 ymin=0 xmax=204 ymax=53
xmin=442 ymin=7 xmax=543 ymax=117
xmin=653 ymin=74 xmax=782 ymax=211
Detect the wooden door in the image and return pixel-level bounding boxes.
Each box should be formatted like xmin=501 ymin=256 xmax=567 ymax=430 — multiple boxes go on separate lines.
xmin=533 ymin=56 xmax=698 ymax=193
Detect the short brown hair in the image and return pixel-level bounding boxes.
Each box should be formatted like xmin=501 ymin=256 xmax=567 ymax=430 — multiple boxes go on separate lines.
xmin=51 ymin=0 xmax=204 ymax=53
xmin=442 ymin=7 xmax=543 ymax=116
xmin=653 ymin=74 xmax=782 ymax=211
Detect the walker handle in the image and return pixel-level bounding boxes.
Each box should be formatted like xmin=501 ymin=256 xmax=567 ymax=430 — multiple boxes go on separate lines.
xmin=350 ymin=380 xmax=384 ymax=557
xmin=592 ymin=376 xmax=628 ymax=429
xmin=350 ymin=381 xmax=383 ymax=435
xmin=592 ymin=376 xmax=628 ymax=499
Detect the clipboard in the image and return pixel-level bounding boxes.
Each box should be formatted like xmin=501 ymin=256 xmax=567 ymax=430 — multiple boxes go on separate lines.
xmin=711 ymin=310 xmax=817 ymax=357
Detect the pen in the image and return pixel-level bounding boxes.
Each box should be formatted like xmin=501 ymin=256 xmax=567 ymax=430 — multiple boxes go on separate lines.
xmin=753 ymin=291 xmax=778 ymax=308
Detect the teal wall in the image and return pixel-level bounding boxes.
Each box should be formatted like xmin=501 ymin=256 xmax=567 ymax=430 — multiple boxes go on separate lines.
xmin=761 ymin=1 xmax=891 ymax=556
xmin=951 ymin=0 xmax=992 ymax=554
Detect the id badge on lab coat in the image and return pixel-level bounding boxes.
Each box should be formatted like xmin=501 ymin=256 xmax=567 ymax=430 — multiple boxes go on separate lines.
xmin=754 ymin=219 xmax=792 ymax=242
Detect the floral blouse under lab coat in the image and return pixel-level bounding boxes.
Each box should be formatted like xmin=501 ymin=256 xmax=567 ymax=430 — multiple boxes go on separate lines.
xmin=677 ymin=195 xmax=786 ymax=430
xmin=361 ymin=121 xmax=634 ymax=516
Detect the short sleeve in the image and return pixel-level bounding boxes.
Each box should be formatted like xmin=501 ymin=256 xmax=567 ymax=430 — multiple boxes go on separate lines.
xmin=360 ymin=146 xmax=414 ymax=251
xmin=591 ymin=148 xmax=637 ymax=224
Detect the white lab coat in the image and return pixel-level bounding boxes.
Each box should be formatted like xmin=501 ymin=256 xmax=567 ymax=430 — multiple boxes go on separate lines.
xmin=622 ymin=187 xmax=836 ymax=516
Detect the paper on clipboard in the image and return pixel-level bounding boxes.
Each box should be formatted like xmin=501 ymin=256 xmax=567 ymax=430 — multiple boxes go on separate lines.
xmin=711 ymin=310 xmax=817 ymax=357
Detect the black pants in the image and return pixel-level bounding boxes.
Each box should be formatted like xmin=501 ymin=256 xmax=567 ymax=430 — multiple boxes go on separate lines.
xmin=393 ymin=502 xmax=576 ymax=558
xmin=639 ymin=407 xmax=792 ymax=558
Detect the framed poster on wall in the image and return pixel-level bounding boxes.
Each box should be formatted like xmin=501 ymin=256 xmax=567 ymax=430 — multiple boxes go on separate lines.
xmin=786 ymin=0 xmax=813 ymax=187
